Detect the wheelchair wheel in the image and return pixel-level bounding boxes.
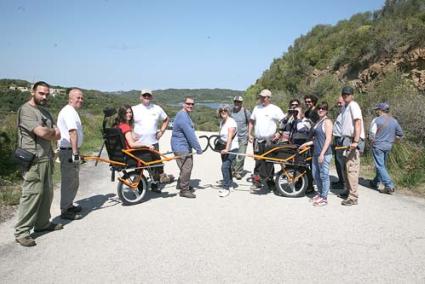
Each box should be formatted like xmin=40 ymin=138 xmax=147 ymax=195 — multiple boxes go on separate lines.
xmin=274 ymin=168 xmax=308 ymax=197
xmin=117 ymin=170 xmax=148 ymax=205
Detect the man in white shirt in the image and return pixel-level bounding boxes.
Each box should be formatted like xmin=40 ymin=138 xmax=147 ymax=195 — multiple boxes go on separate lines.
xmin=339 ymin=86 xmax=365 ymax=206
xmin=132 ymin=89 xmax=170 ymax=192
xmin=248 ymin=89 xmax=285 ymax=192
xmin=57 ymin=88 xmax=84 ymax=220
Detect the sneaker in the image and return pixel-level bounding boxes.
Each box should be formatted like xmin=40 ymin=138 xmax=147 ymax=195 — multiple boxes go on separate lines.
xmin=341 ymin=199 xmax=358 ymax=206
xmin=234 ymin=173 xmax=242 ymax=180
xmin=249 ymin=183 xmax=262 ymax=193
xmin=34 ymin=222 xmax=64 ymax=232
xmin=15 ymin=236 xmax=36 ymax=247
xmin=337 ymin=193 xmax=349 ymax=199
xmin=68 ymin=205 xmax=82 ymax=213
xmin=331 ymin=181 xmax=344 ymax=188
xmin=309 ymin=194 xmax=321 ymax=202
xmin=313 ymin=198 xmax=328 ymax=207
xmin=379 ymin=187 xmax=394 ymax=194
xmin=179 ymin=190 xmax=196 ymax=198
xmin=61 ymin=210 xmax=83 ymax=220
xmin=219 ymin=189 xmax=230 ymax=197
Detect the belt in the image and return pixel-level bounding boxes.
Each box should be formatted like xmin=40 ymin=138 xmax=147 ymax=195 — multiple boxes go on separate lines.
xmin=60 ymin=147 xmax=72 ymax=150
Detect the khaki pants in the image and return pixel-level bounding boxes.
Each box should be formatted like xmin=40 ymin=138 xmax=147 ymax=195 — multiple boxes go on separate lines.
xmin=344 ymin=149 xmax=360 ymax=201
xmin=59 ymin=149 xmax=80 ymax=212
xmin=232 ymin=142 xmax=247 ymax=175
xmin=174 ymin=152 xmax=193 ymax=191
xmin=15 ymin=160 xmax=54 ymax=238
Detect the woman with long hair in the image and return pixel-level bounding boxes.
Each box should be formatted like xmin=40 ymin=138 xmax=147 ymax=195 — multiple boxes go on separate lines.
xmin=217 ymin=105 xmax=239 ymax=198
xmin=115 ymin=104 xmax=174 ymax=192
xmin=300 ymin=102 xmax=333 ymax=206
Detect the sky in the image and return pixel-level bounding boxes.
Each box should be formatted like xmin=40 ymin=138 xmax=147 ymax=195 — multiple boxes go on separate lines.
xmin=0 ymin=0 xmax=384 ymax=91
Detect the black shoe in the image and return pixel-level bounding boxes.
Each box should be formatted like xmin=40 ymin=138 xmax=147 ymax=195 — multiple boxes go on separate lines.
xmin=179 ymin=190 xmax=196 ymax=198
xmin=34 ymin=222 xmax=64 ymax=232
xmin=341 ymin=199 xmax=358 ymax=206
xmin=68 ymin=205 xmax=82 ymax=213
xmin=61 ymin=211 xmax=83 ymax=220
xmin=337 ymin=193 xmax=349 ymax=199
xmin=151 ymin=183 xmax=162 ymax=193
xmin=16 ymin=236 xmax=36 ymax=247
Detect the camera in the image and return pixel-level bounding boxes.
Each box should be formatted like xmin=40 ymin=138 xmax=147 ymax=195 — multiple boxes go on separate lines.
xmin=288 ymin=108 xmax=299 ymax=115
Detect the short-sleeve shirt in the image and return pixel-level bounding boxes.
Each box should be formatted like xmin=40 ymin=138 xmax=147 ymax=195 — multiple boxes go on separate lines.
xmin=132 ymin=103 xmax=167 ymax=145
xmin=231 ymin=107 xmax=251 ymax=144
xmin=219 ymin=117 xmax=239 ymax=151
xmin=340 ymin=101 xmax=365 ymax=139
xmin=250 ymin=104 xmax=285 ymax=139
xmin=18 ymin=102 xmax=55 ymax=160
xmin=333 ymin=112 xmax=344 ymax=137
xmin=57 ymin=104 xmax=84 ymax=148
xmin=117 ymin=122 xmax=132 ymax=149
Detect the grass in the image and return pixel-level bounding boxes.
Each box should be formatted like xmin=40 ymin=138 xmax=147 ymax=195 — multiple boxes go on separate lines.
xmin=0 ymin=185 xmax=21 ymax=206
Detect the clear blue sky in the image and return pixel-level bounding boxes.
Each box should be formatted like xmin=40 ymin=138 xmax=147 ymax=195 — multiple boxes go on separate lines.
xmin=0 ymin=0 xmax=384 ymax=91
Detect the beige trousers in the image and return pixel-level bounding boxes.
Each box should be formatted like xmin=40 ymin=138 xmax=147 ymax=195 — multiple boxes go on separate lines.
xmin=344 ymin=149 xmax=360 ymax=201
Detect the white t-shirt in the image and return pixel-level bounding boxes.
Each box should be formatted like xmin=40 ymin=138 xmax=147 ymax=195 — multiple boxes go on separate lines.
xmin=250 ymin=104 xmax=285 ymax=139
xmin=340 ymin=101 xmax=365 ymax=139
xmin=132 ymin=103 xmax=167 ymax=145
xmin=219 ymin=117 xmax=239 ymax=150
xmin=57 ymin=104 xmax=84 ymax=148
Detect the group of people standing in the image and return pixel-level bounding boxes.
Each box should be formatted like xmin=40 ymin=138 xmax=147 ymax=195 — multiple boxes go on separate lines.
xmin=13 ymin=81 xmax=403 ymax=247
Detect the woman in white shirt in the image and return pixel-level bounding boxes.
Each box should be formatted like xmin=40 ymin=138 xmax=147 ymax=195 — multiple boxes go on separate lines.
xmin=217 ymin=105 xmax=239 ymax=197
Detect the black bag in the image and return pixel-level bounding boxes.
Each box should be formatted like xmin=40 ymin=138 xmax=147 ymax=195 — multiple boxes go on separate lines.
xmin=14 ymin=147 xmax=35 ymax=171
xmin=214 ymin=138 xmax=227 ymax=151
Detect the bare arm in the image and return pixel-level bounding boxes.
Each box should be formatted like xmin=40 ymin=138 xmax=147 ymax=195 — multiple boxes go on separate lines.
xmin=156 ymin=117 xmax=170 ymax=140
xmin=248 ymin=119 xmax=255 ymax=143
xmin=33 ymin=126 xmax=61 ymax=141
xmin=125 ymin=132 xmax=154 ymax=149
xmin=351 ymin=119 xmax=361 ymax=150
xmin=69 ymin=129 xmax=79 ymax=154
xmin=320 ymin=119 xmax=333 ymax=158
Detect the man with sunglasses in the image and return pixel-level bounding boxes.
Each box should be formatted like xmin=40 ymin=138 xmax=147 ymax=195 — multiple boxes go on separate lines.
xmin=248 ymin=89 xmax=285 ymax=192
xmin=171 ymin=97 xmax=203 ymax=198
xmin=332 ymin=96 xmax=346 ymax=192
xmin=132 ymin=89 xmax=170 ymax=192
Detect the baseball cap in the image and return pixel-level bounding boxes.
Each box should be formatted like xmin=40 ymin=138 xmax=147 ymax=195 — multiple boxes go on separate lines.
xmin=373 ymin=102 xmax=390 ymax=111
xmin=233 ymin=96 xmax=243 ymax=102
xmin=341 ymin=86 xmax=354 ymax=95
xmin=141 ymin=89 xmax=152 ymax=96
xmin=259 ymin=89 xmax=272 ymax=97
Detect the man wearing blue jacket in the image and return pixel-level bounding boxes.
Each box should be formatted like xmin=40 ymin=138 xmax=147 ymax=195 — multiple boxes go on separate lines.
xmin=171 ymin=97 xmax=203 ymax=198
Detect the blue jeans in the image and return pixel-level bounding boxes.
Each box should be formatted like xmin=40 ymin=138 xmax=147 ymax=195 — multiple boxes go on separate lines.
xmin=221 ymin=149 xmax=238 ymax=189
xmin=312 ymin=154 xmax=332 ymax=198
xmin=372 ymin=147 xmax=394 ymax=189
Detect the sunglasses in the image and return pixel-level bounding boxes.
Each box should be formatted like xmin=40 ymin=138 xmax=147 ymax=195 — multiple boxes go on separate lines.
xmin=142 ymin=94 xmax=152 ymax=98
xmin=318 ymin=107 xmax=327 ymax=111
xmin=185 ymin=102 xmax=195 ymax=106
xmin=305 ymin=100 xmax=312 ymax=103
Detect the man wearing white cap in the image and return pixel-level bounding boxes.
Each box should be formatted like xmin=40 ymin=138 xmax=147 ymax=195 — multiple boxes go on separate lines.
xmin=231 ymin=95 xmax=251 ymax=180
xmin=248 ymin=89 xmax=285 ymax=192
xmin=132 ymin=89 xmax=170 ymax=192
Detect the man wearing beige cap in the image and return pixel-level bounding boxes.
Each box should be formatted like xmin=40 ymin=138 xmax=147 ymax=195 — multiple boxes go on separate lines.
xmin=231 ymin=95 xmax=251 ymax=180
xmin=248 ymin=89 xmax=285 ymax=192
xmin=132 ymin=89 xmax=171 ymax=192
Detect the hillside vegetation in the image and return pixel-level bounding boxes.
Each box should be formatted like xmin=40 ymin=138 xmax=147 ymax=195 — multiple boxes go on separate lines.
xmin=245 ymin=0 xmax=425 ymax=191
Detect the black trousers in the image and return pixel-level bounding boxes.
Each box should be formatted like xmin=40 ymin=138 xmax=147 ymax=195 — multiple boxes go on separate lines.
xmin=253 ymin=140 xmax=275 ymax=181
xmin=133 ymin=143 xmax=164 ymax=181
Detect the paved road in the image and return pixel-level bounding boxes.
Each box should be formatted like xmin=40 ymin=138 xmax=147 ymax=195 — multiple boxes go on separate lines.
xmin=1 ymin=131 xmax=425 ymax=283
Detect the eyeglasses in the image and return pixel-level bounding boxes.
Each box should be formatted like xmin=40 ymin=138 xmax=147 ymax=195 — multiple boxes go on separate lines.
xmin=318 ymin=107 xmax=327 ymax=111
xmin=185 ymin=102 xmax=195 ymax=106
xmin=291 ymin=103 xmax=299 ymax=107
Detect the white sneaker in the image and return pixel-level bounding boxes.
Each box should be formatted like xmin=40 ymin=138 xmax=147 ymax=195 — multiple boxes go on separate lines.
xmin=219 ymin=189 xmax=230 ymax=198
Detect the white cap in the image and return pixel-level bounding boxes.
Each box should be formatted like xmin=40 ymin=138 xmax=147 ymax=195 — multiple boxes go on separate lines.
xmin=259 ymin=89 xmax=272 ymax=97
xmin=141 ymin=89 xmax=152 ymax=95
